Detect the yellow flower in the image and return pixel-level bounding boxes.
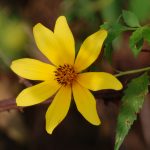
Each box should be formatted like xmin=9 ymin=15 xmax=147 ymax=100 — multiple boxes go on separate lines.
xmin=10 ymin=16 xmax=122 ymax=134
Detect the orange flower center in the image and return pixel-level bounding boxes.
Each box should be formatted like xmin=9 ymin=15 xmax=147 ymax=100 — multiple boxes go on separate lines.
xmin=54 ymin=64 xmax=77 ymax=85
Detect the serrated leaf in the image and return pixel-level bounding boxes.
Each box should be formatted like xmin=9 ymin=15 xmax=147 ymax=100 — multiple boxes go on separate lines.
xmin=142 ymin=26 xmax=150 ymax=44
xmin=103 ymin=23 xmax=127 ymax=62
xmin=115 ymin=73 xmax=149 ymax=150
xmin=129 ymin=27 xmax=144 ymax=57
xmin=122 ymin=10 xmax=141 ymax=27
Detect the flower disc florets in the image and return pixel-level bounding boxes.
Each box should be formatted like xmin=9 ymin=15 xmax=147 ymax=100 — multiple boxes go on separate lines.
xmin=54 ymin=64 xmax=77 ymax=85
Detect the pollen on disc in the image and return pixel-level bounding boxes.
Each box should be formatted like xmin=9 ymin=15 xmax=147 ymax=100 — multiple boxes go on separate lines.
xmin=54 ymin=64 xmax=77 ymax=85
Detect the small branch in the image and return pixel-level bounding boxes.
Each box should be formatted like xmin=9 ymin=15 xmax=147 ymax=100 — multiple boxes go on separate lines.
xmin=0 ymin=91 xmax=123 ymax=112
xmin=0 ymin=98 xmax=53 ymax=112
xmin=19 ymin=77 xmax=32 ymax=87
xmin=142 ymin=49 xmax=150 ymax=53
xmin=115 ymin=67 xmax=150 ymax=77
xmin=0 ymin=98 xmax=21 ymax=112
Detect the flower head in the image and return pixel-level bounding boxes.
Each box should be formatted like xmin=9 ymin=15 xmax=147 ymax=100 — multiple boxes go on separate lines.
xmin=10 ymin=16 xmax=122 ymax=134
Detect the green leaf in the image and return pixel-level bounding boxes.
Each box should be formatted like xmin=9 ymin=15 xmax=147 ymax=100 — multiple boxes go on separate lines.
xmin=122 ymin=10 xmax=141 ymax=27
xmin=102 ymin=23 xmax=127 ymax=62
xmin=100 ymin=22 xmax=111 ymax=30
xmin=115 ymin=73 xmax=149 ymax=150
xmin=129 ymin=27 xmax=144 ymax=57
xmin=142 ymin=26 xmax=150 ymax=44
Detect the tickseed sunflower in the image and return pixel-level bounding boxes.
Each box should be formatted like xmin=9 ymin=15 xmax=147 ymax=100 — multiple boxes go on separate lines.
xmin=10 ymin=16 xmax=122 ymax=134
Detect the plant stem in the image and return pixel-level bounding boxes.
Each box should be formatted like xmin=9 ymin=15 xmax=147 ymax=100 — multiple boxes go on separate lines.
xmin=115 ymin=67 xmax=150 ymax=77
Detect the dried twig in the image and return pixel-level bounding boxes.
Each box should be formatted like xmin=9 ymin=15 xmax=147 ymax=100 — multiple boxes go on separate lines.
xmin=0 ymin=98 xmax=53 ymax=112
xmin=142 ymin=49 xmax=150 ymax=53
xmin=0 ymin=98 xmax=21 ymax=112
xmin=18 ymin=77 xmax=33 ymax=87
xmin=0 ymin=90 xmax=123 ymax=112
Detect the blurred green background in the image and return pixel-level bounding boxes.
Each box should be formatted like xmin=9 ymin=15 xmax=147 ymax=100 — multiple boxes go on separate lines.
xmin=0 ymin=0 xmax=150 ymax=150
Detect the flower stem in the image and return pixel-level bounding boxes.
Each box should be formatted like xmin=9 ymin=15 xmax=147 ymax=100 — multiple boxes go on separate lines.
xmin=115 ymin=67 xmax=150 ymax=77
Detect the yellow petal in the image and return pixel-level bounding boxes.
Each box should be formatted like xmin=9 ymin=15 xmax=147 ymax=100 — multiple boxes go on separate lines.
xmin=46 ymin=86 xmax=71 ymax=134
xmin=11 ymin=58 xmax=56 ymax=80
xmin=77 ymin=72 xmax=123 ymax=91
xmin=72 ymin=81 xmax=100 ymax=125
xmin=16 ymin=80 xmax=61 ymax=106
xmin=33 ymin=23 xmax=74 ymax=66
xmin=74 ymin=30 xmax=107 ymax=72
xmin=54 ymin=16 xmax=75 ymax=65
